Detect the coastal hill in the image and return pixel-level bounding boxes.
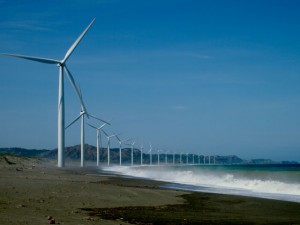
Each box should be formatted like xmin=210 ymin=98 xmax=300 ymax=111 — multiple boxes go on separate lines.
xmin=0 ymin=145 xmax=298 ymax=165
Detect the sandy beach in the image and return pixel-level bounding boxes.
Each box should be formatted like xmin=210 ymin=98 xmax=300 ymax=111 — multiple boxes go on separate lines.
xmin=1 ymin=155 xmax=300 ymax=225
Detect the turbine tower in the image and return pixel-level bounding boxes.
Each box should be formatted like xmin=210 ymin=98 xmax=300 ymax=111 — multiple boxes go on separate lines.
xmin=1 ymin=19 xmax=96 ymax=167
xmin=126 ymin=141 xmax=135 ymax=166
xmin=87 ymin=122 xmax=109 ymax=167
xmin=140 ymin=143 xmax=144 ymax=166
xmin=180 ymin=152 xmax=182 ymax=165
xmin=165 ymin=151 xmax=168 ymax=164
xmin=102 ymin=130 xmax=116 ymax=166
xmin=66 ymin=91 xmax=109 ymax=167
xmin=172 ymin=152 xmax=175 ymax=165
xmin=116 ymin=135 xmax=129 ymax=166
xmin=149 ymin=143 xmax=152 ymax=166
xmin=157 ymin=150 xmax=160 ymax=165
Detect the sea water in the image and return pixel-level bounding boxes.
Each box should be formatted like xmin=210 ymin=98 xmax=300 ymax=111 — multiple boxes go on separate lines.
xmin=102 ymin=164 xmax=300 ymax=203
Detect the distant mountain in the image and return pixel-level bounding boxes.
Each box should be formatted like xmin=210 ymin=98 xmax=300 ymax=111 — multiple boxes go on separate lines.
xmin=0 ymin=145 xmax=298 ymax=165
xmin=0 ymin=147 xmax=48 ymax=157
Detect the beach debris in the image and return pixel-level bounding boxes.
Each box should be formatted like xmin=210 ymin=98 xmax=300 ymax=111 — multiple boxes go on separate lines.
xmin=47 ymin=216 xmax=53 ymax=220
xmin=16 ymin=166 xmax=23 ymax=171
xmin=3 ymin=156 xmax=15 ymax=165
xmin=49 ymin=219 xmax=56 ymax=224
xmin=16 ymin=204 xmax=25 ymax=208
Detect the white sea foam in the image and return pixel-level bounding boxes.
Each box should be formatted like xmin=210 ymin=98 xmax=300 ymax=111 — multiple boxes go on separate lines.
xmin=102 ymin=165 xmax=300 ymax=203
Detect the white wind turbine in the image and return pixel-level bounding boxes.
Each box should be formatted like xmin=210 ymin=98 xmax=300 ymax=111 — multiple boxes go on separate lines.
xmin=128 ymin=140 xmax=135 ymax=166
xmin=157 ymin=150 xmax=160 ymax=165
xmin=165 ymin=151 xmax=168 ymax=164
xmin=149 ymin=143 xmax=152 ymax=166
xmin=1 ymin=19 xmax=96 ymax=167
xmin=180 ymin=152 xmax=182 ymax=165
xmin=102 ymin=130 xmax=116 ymax=166
xmin=140 ymin=143 xmax=144 ymax=166
xmin=186 ymin=153 xmax=189 ymax=165
xmin=116 ymin=135 xmax=130 ymax=166
xmin=87 ymin=122 xmax=109 ymax=167
xmin=66 ymin=90 xmax=109 ymax=167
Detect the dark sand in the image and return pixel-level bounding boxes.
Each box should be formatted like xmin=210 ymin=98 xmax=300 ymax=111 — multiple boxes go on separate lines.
xmin=1 ymin=155 xmax=300 ymax=225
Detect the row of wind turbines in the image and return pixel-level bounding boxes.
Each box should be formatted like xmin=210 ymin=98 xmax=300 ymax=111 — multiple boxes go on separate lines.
xmin=1 ymin=18 xmax=217 ymax=168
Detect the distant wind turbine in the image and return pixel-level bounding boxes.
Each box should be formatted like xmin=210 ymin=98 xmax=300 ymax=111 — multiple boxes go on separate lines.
xmin=140 ymin=143 xmax=144 ymax=166
xmin=165 ymin=151 xmax=168 ymax=164
xmin=180 ymin=152 xmax=182 ymax=165
xmin=157 ymin=150 xmax=160 ymax=165
xmin=149 ymin=143 xmax=152 ymax=166
xmin=116 ymin=135 xmax=130 ymax=166
xmin=126 ymin=140 xmax=135 ymax=166
xmin=102 ymin=130 xmax=116 ymax=166
xmin=1 ymin=18 xmax=96 ymax=167
xmin=186 ymin=153 xmax=189 ymax=165
xmin=66 ymin=90 xmax=109 ymax=167
xmin=87 ymin=122 xmax=109 ymax=167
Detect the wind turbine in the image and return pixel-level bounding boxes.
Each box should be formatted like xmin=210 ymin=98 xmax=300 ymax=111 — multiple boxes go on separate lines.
xmin=66 ymin=90 xmax=109 ymax=167
xmin=165 ymin=151 xmax=168 ymax=164
xmin=102 ymin=130 xmax=116 ymax=166
xmin=126 ymin=140 xmax=135 ymax=166
xmin=192 ymin=154 xmax=195 ymax=165
xmin=116 ymin=135 xmax=130 ymax=166
xmin=1 ymin=19 xmax=96 ymax=167
xmin=186 ymin=153 xmax=189 ymax=165
xmin=87 ymin=122 xmax=109 ymax=167
xmin=149 ymin=143 xmax=152 ymax=166
xmin=157 ymin=150 xmax=160 ymax=166
xmin=173 ymin=151 xmax=175 ymax=165
xmin=180 ymin=152 xmax=182 ymax=165
xmin=140 ymin=143 xmax=144 ymax=166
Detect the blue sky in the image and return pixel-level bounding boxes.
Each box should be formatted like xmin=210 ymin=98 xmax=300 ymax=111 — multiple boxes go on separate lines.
xmin=0 ymin=0 xmax=300 ymax=161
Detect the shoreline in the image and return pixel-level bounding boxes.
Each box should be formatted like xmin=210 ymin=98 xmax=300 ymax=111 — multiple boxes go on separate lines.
xmin=1 ymin=156 xmax=300 ymax=225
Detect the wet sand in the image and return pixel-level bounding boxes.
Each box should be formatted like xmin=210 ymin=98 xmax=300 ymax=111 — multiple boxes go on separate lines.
xmin=1 ymin=155 xmax=300 ymax=225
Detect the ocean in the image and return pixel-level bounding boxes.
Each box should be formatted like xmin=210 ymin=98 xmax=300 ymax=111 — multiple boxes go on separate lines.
xmin=103 ymin=164 xmax=300 ymax=203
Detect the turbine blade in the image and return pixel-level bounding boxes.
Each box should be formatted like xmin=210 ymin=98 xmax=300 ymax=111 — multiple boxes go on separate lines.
xmin=101 ymin=129 xmax=109 ymax=137
xmin=1 ymin=53 xmax=59 ymax=64
xmin=77 ymin=85 xmax=89 ymax=119
xmin=64 ymin=66 xmax=88 ymax=113
xmin=62 ymin=18 xmax=96 ymax=63
xmin=88 ymin=114 xmax=111 ymax=125
xmin=98 ymin=122 xmax=108 ymax=129
xmin=87 ymin=123 xmax=98 ymax=130
xmin=115 ymin=135 xmax=121 ymax=142
xmin=65 ymin=114 xmax=82 ymax=129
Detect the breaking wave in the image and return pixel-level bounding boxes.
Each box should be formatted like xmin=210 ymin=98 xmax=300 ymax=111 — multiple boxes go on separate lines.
xmin=103 ymin=165 xmax=300 ymax=203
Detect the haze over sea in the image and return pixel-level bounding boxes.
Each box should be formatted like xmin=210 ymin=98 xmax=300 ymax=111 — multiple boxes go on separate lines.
xmin=104 ymin=164 xmax=300 ymax=203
